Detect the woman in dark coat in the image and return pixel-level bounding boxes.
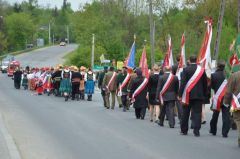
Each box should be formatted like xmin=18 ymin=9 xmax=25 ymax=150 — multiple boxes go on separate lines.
xmin=13 ymin=67 xmax=22 ymax=89
xmin=148 ymin=64 xmax=160 ymax=122
xmin=130 ymin=68 xmax=148 ymax=120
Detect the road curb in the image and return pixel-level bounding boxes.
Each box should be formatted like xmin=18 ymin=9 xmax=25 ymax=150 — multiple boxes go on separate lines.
xmin=0 ymin=113 xmax=22 ymax=159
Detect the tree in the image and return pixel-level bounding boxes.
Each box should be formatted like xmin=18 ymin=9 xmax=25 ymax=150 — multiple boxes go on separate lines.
xmin=6 ymin=13 xmax=36 ymax=51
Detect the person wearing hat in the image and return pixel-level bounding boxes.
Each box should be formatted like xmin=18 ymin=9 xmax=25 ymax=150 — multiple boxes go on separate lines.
xmin=79 ymin=66 xmax=86 ymax=100
xmin=129 ymin=68 xmax=148 ymax=119
xmin=117 ymin=66 xmax=129 ymax=111
xmin=59 ymin=67 xmax=72 ymax=101
xmin=102 ymin=66 xmax=117 ymax=109
xmin=52 ymin=65 xmax=63 ymax=96
xmin=84 ymin=67 xmax=96 ymax=101
xmin=42 ymin=67 xmax=53 ymax=95
xmin=21 ymin=70 xmax=28 ymax=90
xmin=156 ymin=66 xmax=179 ymax=128
xmin=71 ymin=67 xmax=82 ymax=100
xmin=210 ymin=60 xmax=231 ymax=138
xmin=98 ymin=66 xmax=108 ymax=107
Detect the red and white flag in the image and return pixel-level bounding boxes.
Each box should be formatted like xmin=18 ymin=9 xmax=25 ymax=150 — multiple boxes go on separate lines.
xmin=163 ymin=35 xmax=174 ymax=67
xmin=212 ymin=79 xmax=227 ymax=111
xmin=131 ymin=47 xmax=149 ymax=103
xmin=229 ymin=53 xmax=239 ymax=66
xmin=139 ymin=46 xmax=149 ymax=79
xmin=159 ymin=73 xmax=175 ymax=105
xmin=197 ymin=18 xmax=213 ymax=77
xmin=176 ymin=33 xmax=186 ymax=79
xmin=231 ymin=93 xmax=240 ymax=112
xmin=181 ymin=65 xmax=205 ymax=105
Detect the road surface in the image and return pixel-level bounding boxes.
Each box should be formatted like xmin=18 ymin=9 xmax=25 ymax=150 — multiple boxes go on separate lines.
xmin=0 ymin=45 xmax=239 ymax=159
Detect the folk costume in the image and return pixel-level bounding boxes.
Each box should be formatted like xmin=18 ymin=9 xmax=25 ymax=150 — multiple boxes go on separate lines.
xmin=71 ymin=68 xmax=82 ymax=100
xmin=59 ymin=69 xmax=72 ymax=100
xmin=22 ymin=72 xmax=28 ymax=90
xmin=85 ymin=69 xmax=96 ymax=101
xmin=79 ymin=66 xmax=86 ymax=100
xmin=52 ymin=67 xmax=63 ymax=96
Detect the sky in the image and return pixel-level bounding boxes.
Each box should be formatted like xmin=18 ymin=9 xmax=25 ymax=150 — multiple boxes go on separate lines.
xmin=7 ymin=0 xmax=92 ymax=11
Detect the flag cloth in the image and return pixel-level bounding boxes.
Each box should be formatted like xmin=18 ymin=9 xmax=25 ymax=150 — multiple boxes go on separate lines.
xmin=163 ymin=35 xmax=174 ymax=67
xmin=139 ymin=47 xmax=149 ymax=78
xmin=179 ymin=33 xmax=186 ymax=68
xmin=100 ymin=54 xmax=105 ymax=63
xmin=176 ymin=33 xmax=186 ymax=79
xmin=197 ymin=18 xmax=213 ymax=78
xmin=230 ymin=34 xmax=240 ymax=73
xmin=229 ymin=53 xmax=239 ymax=66
xmin=125 ymin=42 xmax=136 ymax=68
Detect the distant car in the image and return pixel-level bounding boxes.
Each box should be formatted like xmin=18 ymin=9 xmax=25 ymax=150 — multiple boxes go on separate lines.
xmin=1 ymin=61 xmax=9 ymax=73
xmin=1 ymin=55 xmax=15 ymax=73
xmin=60 ymin=42 xmax=66 ymax=46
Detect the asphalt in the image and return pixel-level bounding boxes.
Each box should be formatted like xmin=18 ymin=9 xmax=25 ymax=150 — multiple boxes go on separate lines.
xmin=0 ymin=45 xmax=239 ymax=159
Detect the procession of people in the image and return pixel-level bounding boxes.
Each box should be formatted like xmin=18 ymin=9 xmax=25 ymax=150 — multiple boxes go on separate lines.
xmin=12 ymin=65 xmax=96 ymax=102
xmin=9 ymin=54 xmax=240 ymax=148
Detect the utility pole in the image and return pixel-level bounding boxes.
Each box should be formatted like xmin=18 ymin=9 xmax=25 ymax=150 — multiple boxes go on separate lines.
xmin=48 ymin=23 xmax=51 ymax=45
xmin=149 ymin=0 xmax=155 ymax=67
xmin=52 ymin=34 xmax=54 ymax=45
xmin=213 ymin=0 xmax=225 ymax=61
xmin=91 ymin=34 xmax=95 ymax=69
xmin=0 ymin=16 xmax=3 ymax=31
xmin=67 ymin=25 xmax=70 ymax=44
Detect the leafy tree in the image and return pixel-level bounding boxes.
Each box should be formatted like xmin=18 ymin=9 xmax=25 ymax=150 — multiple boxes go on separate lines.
xmin=6 ymin=13 xmax=36 ymax=51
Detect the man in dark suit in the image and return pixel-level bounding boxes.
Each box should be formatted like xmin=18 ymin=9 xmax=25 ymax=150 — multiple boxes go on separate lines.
xmin=156 ymin=66 xmax=179 ymax=128
xmin=179 ymin=55 xmax=208 ymax=136
xmin=172 ymin=54 xmax=180 ymax=75
xmin=129 ymin=68 xmax=148 ymax=120
xmin=210 ymin=61 xmax=231 ymax=137
xmin=98 ymin=66 xmax=108 ymax=107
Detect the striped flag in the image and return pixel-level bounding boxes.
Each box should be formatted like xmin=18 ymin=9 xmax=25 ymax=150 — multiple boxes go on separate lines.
xmin=139 ymin=46 xmax=149 ymax=78
xmin=197 ymin=18 xmax=213 ymax=77
xmin=163 ymin=35 xmax=174 ymax=67
xmin=176 ymin=33 xmax=186 ymax=79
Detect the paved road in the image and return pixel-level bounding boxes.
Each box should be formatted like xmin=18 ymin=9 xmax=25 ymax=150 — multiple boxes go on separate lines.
xmin=15 ymin=44 xmax=78 ymax=67
xmin=0 ymin=45 xmax=239 ymax=159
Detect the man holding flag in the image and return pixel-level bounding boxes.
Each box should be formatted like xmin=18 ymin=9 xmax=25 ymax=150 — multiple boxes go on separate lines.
xmin=179 ymin=55 xmax=208 ymax=136
xmin=210 ymin=61 xmax=231 ymax=138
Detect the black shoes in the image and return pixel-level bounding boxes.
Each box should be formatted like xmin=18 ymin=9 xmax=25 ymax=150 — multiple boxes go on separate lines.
xmin=222 ymin=134 xmax=228 ymax=138
xmin=201 ymin=121 xmax=206 ymax=124
xmin=158 ymin=122 xmax=164 ymax=127
xmin=209 ymin=130 xmax=216 ymax=136
xmin=180 ymin=131 xmax=188 ymax=135
xmin=193 ymin=130 xmax=200 ymax=137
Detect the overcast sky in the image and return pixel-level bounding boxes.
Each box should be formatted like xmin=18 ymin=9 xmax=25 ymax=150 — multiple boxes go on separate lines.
xmin=7 ymin=0 xmax=92 ymax=11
